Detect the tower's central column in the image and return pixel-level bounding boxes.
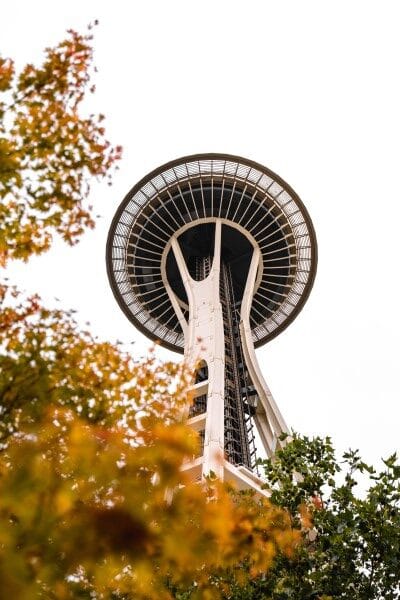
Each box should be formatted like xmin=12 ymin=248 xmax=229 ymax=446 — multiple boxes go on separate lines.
xmin=171 ymin=220 xmax=226 ymax=478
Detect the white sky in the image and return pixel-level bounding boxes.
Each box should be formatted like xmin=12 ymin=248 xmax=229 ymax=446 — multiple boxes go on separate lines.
xmin=3 ymin=1 xmax=400 ymax=466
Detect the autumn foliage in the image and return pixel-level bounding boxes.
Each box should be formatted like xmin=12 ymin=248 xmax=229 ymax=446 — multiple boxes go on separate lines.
xmin=0 ymin=287 xmax=300 ymax=599
xmin=0 ymin=24 xmax=121 ymax=266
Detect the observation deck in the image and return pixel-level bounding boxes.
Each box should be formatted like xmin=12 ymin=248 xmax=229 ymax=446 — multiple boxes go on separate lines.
xmin=106 ymin=154 xmax=317 ymax=354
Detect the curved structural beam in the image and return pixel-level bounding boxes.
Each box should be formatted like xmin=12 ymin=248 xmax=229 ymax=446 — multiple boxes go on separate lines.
xmin=240 ymin=246 xmax=289 ymax=455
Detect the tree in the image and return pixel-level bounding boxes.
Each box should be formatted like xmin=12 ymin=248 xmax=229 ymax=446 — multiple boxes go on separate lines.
xmin=0 ymin=288 xmax=299 ymax=599
xmin=0 ymin=283 xmax=139 ymax=446
xmin=0 ymin=30 xmax=299 ymax=599
xmin=0 ymin=23 xmax=122 ymax=266
xmin=220 ymin=434 xmax=400 ymax=600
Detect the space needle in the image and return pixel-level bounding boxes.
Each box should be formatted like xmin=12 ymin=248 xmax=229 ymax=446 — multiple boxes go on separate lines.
xmin=107 ymin=154 xmax=317 ymax=492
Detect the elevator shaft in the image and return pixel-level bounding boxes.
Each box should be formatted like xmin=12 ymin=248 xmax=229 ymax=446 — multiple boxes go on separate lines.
xmin=220 ymin=261 xmax=258 ymax=470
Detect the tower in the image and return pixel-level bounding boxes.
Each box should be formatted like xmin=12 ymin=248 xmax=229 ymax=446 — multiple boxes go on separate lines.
xmin=107 ymin=154 xmax=317 ymax=492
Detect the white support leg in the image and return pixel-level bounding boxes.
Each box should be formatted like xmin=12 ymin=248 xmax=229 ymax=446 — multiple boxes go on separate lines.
xmin=239 ymin=246 xmax=290 ymax=455
xmin=171 ymin=221 xmax=225 ymax=478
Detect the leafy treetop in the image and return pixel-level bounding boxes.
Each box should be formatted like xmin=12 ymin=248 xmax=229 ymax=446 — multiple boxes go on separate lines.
xmin=214 ymin=433 xmax=400 ymax=600
xmin=0 ymin=24 xmax=121 ymax=266
xmin=0 ymin=287 xmax=300 ymax=599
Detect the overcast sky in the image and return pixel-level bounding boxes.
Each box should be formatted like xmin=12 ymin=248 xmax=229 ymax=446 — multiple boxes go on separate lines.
xmin=3 ymin=1 xmax=400 ymax=466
